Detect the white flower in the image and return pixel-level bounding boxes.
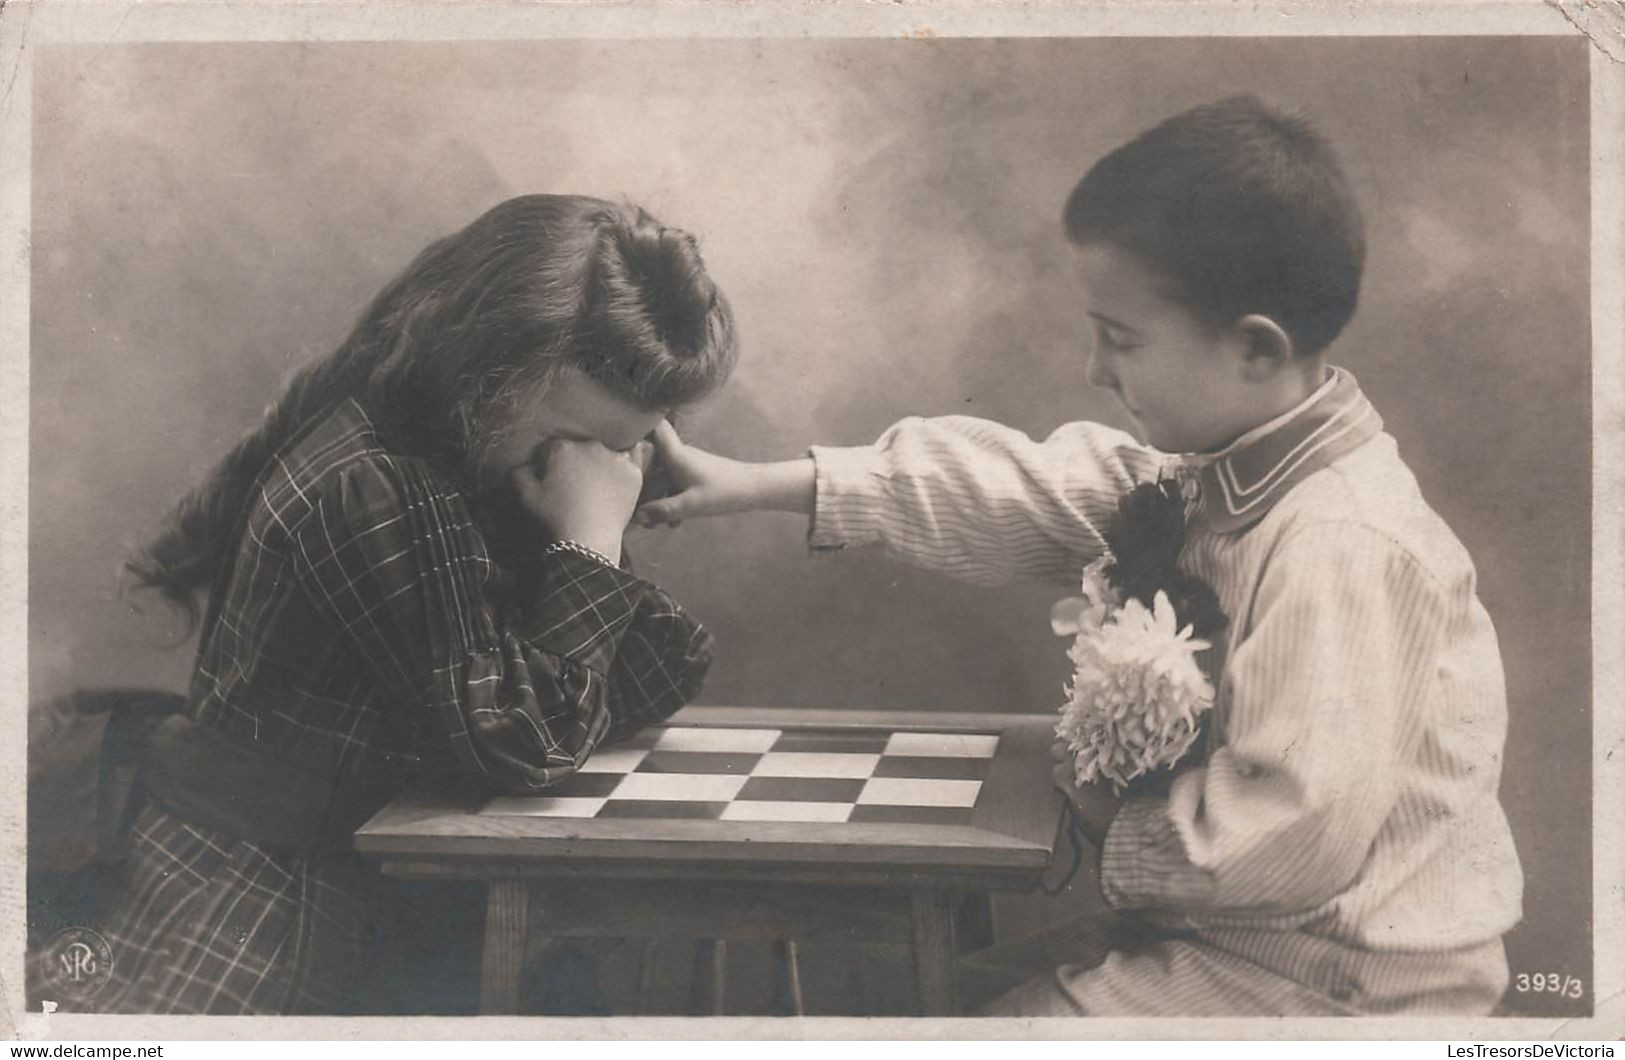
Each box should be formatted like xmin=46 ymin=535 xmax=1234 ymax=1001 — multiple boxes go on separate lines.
xmin=1055 ymin=589 xmax=1215 ymax=792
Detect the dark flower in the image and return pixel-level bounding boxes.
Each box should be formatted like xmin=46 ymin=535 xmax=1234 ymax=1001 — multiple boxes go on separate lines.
xmin=1106 ymin=481 xmax=1187 ymax=577
xmin=1102 ymin=478 xmax=1228 ymax=643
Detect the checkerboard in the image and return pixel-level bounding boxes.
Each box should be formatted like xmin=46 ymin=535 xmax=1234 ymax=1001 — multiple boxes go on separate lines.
xmin=482 ymin=726 xmax=1001 ymax=825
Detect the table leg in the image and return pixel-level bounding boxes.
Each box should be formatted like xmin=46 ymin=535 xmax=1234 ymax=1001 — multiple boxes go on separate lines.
xmin=479 ymin=879 xmax=530 ymax=1015
xmin=910 ymin=889 xmax=958 ymax=1016
xmin=770 ymin=939 xmax=806 ymax=1016
xmin=783 ymin=940 xmax=806 ymax=1016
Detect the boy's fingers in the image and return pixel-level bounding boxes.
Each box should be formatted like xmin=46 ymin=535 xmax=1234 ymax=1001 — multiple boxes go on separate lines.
xmin=636 ymin=496 xmax=687 ymax=527
xmin=649 ymin=419 xmax=684 ymax=456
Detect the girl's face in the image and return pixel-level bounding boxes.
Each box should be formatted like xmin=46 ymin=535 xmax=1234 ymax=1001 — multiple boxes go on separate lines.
xmin=475 ymin=367 xmax=668 ymax=488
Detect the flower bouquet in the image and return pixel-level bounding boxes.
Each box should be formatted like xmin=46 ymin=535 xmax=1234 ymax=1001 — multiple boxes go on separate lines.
xmin=1053 ymin=480 xmax=1227 ymax=794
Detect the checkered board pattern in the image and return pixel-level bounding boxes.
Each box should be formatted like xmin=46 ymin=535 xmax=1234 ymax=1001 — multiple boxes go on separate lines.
xmin=482 ymin=726 xmax=1001 ymax=825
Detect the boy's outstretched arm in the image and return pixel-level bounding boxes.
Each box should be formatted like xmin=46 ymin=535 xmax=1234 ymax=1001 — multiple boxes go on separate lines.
xmin=637 ymin=420 xmax=814 ymax=524
xmin=643 ymin=415 xmax=1166 ymax=588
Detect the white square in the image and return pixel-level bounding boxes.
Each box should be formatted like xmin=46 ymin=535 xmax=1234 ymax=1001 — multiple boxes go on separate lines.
xmin=611 ymin=773 xmax=748 ymax=802
xmin=857 ymin=778 xmax=983 ymax=808
xmin=652 ymin=727 xmax=782 ymax=754
xmin=579 ymin=747 xmax=649 ymax=773
xmin=720 ymin=801 xmax=854 ymax=823
xmin=884 ymin=732 xmax=999 ymax=758
xmin=749 ymin=752 xmax=880 ymax=779
xmin=482 ymin=796 xmax=606 ymax=818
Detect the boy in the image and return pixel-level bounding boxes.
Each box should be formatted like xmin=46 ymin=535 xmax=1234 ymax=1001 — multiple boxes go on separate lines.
xmin=637 ymin=96 xmax=1524 ymax=1016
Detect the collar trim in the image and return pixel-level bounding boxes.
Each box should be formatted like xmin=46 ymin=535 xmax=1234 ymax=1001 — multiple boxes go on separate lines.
xmin=1192 ymin=368 xmax=1382 ymax=533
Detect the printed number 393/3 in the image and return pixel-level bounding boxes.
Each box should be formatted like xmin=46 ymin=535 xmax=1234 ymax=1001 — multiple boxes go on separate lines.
xmin=1514 ymin=973 xmax=1584 ymax=998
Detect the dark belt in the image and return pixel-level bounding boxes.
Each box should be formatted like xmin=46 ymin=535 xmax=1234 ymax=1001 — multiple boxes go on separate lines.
xmin=146 ymin=714 xmax=410 ymax=858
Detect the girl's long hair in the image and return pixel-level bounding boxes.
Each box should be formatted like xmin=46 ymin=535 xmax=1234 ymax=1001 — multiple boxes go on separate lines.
xmin=127 ymin=195 xmax=737 ymax=626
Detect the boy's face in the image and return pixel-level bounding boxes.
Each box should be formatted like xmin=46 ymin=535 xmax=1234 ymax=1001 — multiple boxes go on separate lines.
xmin=1072 ymin=242 xmax=1256 ymax=454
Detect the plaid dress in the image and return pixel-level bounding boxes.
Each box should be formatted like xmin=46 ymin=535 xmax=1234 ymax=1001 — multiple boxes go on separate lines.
xmin=94 ymin=398 xmax=714 ymax=1014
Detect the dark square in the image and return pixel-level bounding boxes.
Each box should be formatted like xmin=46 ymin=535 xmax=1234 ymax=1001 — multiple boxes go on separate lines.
xmin=770 ymin=730 xmax=891 ymax=755
xmin=872 ymin=756 xmax=992 ymax=781
xmin=634 ymin=751 xmax=761 ymax=775
xmin=596 ymin=800 xmax=728 ymax=820
xmin=737 ymin=776 xmax=867 ymax=803
xmin=848 ymin=805 xmax=975 ymax=826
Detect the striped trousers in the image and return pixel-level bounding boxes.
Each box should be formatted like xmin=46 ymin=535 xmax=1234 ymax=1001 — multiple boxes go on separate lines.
xmin=965 ymin=913 xmax=1508 ymax=1017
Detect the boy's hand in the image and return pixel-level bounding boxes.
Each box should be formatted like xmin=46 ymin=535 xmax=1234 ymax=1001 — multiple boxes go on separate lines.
xmin=1050 ymin=739 xmax=1123 ymax=845
xmin=635 ymin=421 xmax=814 ymax=527
xmin=512 ymin=438 xmax=649 ymax=560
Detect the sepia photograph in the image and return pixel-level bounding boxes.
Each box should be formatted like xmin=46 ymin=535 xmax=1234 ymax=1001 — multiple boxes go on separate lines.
xmin=4 ymin=1 xmax=1619 ymax=1041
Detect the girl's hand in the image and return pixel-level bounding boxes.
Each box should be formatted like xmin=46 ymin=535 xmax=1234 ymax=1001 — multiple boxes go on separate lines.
xmin=635 ymin=421 xmax=813 ymax=527
xmin=1050 ymin=739 xmax=1124 ymax=845
xmin=511 ymin=438 xmax=651 ymax=560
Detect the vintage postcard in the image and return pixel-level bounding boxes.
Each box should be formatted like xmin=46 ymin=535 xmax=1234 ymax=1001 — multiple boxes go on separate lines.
xmin=1 ymin=0 xmax=1620 ymax=1043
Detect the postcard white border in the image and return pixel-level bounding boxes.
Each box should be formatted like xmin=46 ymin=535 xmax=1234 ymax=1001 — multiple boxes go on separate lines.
xmin=1 ymin=0 xmax=1619 ymax=1042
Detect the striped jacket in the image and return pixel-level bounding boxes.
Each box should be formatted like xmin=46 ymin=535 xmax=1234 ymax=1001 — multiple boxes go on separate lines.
xmin=809 ymin=367 xmax=1524 ymax=1015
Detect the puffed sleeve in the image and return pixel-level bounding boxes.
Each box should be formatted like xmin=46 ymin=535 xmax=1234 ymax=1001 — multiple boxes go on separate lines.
xmin=809 ymin=416 xmax=1168 ymax=587
xmin=288 ymin=454 xmax=709 ymax=792
xmin=603 ymin=576 xmax=715 ymax=742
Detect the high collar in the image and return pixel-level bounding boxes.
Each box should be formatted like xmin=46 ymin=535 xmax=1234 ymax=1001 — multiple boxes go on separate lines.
xmin=1180 ymin=366 xmax=1383 ymax=534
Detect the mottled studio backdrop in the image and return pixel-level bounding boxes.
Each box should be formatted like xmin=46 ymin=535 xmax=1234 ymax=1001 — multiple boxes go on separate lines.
xmin=29 ymin=37 xmax=1590 ymax=1014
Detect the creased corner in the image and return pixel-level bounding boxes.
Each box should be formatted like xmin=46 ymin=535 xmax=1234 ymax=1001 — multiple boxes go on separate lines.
xmin=1546 ymin=0 xmax=1625 ymax=63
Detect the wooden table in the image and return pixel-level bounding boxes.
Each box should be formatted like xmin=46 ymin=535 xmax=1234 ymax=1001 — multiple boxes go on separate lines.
xmin=354 ymin=707 xmax=1065 ymax=1016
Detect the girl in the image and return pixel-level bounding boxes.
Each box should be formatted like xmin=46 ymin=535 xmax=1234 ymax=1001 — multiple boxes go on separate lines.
xmin=100 ymin=195 xmax=737 ymax=1015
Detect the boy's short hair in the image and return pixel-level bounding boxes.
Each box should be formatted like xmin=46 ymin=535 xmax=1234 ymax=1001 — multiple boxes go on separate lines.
xmin=1064 ymin=95 xmax=1365 ymax=357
